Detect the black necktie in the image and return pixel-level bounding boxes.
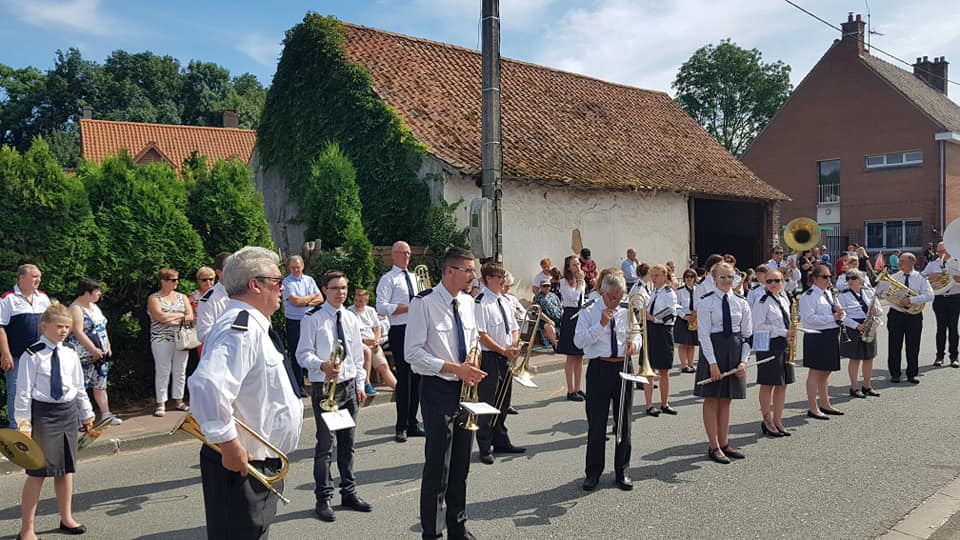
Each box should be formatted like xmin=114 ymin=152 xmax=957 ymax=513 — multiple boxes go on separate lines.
xmin=452 ymin=298 xmax=467 ymax=362
xmin=267 ymin=328 xmax=285 ymax=355
xmin=50 ymin=346 xmax=63 ymax=400
xmin=497 ymin=297 xmax=510 ymax=335
xmin=403 ymin=270 xmax=415 ymax=301
xmin=610 ymin=315 xmax=618 ymax=357
xmin=649 ymin=289 xmax=657 ymax=315
xmin=770 ymin=293 xmax=790 ymax=329
xmin=721 ymin=294 xmax=733 ymax=336
xmin=904 ymin=273 xmax=910 ymax=289
xmin=851 ymin=290 xmax=869 ymax=315
xmin=336 ymin=310 xmax=348 ymax=362
xmin=687 ymin=286 xmax=694 ymax=311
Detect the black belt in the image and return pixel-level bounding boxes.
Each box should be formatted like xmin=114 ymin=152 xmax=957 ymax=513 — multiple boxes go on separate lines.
xmin=591 ymin=356 xmax=625 ymax=363
xmin=854 ymin=318 xmax=865 ymax=324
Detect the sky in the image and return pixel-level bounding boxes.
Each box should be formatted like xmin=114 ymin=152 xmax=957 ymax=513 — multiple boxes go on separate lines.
xmin=2 ymin=0 xmax=959 ymax=103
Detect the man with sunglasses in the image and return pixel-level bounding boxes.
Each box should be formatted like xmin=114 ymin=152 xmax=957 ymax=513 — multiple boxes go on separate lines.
xmin=196 ymin=251 xmax=232 ymax=343
xmin=767 ymin=247 xmax=801 ymax=296
xmin=884 ymin=252 xmax=935 ymax=383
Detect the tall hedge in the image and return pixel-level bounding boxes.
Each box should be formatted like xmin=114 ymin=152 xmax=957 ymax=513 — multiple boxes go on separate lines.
xmin=258 ymin=13 xmax=431 ymax=245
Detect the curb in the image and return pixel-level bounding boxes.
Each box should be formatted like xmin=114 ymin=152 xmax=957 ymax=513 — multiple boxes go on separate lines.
xmin=879 ymin=474 xmax=960 ymax=539
xmin=0 ymin=357 xmax=568 ymax=475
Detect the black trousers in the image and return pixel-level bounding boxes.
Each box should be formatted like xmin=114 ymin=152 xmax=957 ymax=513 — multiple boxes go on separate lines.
xmin=888 ymin=310 xmax=923 ymax=378
xmin=200 ymin=445 xmax=282 ymax=540
xmin=310 ymin=379 xmax=358 ymax=501
xmin=476 ymin=351 xmax=512 ymax=454
xmin=419 ymin=376 xmax=473 ymax=540
xmin=284 ymin=318 xmax=305 ymax=395
xmin=390 ymin=324 xmax=421 ymax=432
xmin=933 ymin=295 xmax=960 ymax=360
xmin=585 ymin=358 xmax=633 ymax=479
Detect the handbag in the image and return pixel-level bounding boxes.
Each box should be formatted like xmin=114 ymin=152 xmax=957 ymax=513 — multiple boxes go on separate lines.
xmin=175 ymin=318 xmax=201 ymax=350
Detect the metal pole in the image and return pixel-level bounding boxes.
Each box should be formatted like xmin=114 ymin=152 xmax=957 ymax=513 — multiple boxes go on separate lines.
xmin=481 ymin=0 xmax=503 ymax=262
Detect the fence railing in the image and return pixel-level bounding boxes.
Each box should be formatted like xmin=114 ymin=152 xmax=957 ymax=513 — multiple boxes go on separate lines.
xmin=818 ymin=183 xmax=840 ymax=204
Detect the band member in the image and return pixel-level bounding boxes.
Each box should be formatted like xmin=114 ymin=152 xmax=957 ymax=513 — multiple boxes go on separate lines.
xmin=695 ymin=262 xmax=751 ymax=464
xmin=751 ymin=270 xmax=795 ymax=437
xmin=574 ymin=271 xmax=640 ymax=491
xmin=799 ymin=265 xmax=844 ymax=420
xmin=188 ymin=247 xmax=303 ymax=540
xmin=474 ymin=263 xmax=523 ymax=464
xmin=674 ymin=269 xmax=699 ymax=374
xmin=296 ymin=271 xmax=370 ymax=522
xmin=1 ymin=264 xmax=51 ymax=428
xmin=922 ymin=242 xmax=960 ymax=367
xmin=694 ymin=254 xmax=724 ymax=306
xmin=767 ymin=247 xmax=802 ymax=296
xmin=643 ymin=265 xmax=677 ymax=416
xmin=839 ymin=269 xmax=881 ymax=398
xmin=376 ymin=241 xmax=425 ymax=442
xmin=281 ymin=255 xmax=322 ymax=397
xmin=15 ymin=303 xmax=95 ymax=540
xmin=747 ymin=265 xmax=769 ymax=306
xmin=557 ymin=255 xmax=586 ymax=401
xmin=406 ymin=247 xmax=486 ymax=540
xmin=885 ymin=252 xmax=935 ymax=384
xmin=834 ymin=255 xmax=859 ymax=292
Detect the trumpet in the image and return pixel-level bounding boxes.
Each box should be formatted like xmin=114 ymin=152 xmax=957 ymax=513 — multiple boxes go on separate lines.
xmin=170 ymin=413 xmax=291 ymax=504
xmin=491 ymin=305 xmax=541 ymax=427
xmin=320 ymin=340 xmax=346 ymax=412
xmin=414 ymin=264 xmax=431 ymax=293
xmin=459 ymin=336 xmax=482 ymax=431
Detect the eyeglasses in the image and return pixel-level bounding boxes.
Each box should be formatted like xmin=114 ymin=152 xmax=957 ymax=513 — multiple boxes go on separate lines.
xmin=163 ymin=278 xmax=180 ymax=282
xmin=774 ymin=251 xmax=784 ymax=255
xmin=255 ymin=276 xmax=284 ymax=285
xmin=817 ymin=275 xmax=832 ymax=280
xmin=847 ymin=276 xmax=860 ymax=280
xmin=199 ymin=278 xmax=214 ymax=282
xmin=765 ymin=278 xmax=782 ymax=284
xmin=716 ymin=275 xmax=735 ymax=281
xmin=451 ymin=266 xmax=477 ymax=276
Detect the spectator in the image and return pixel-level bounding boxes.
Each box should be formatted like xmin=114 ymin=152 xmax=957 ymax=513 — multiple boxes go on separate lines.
xmin=580 ymin=248 xmax=598 ymax=292
xmin=0 ymin=264 xmax=51 ymax=428
xmin=532 ymin=280 xmax=561 ymax=349
xmin=549 ymin=267 xmax=562 ymax=298
xmin=349 ymin=289 xmax=396 ymax=396
xmin=665 ymin=260 xmax=680 ymax=289
xmin=282 ymin=255 xmax=323 ymax=398
xmin=502 ymin=272 xmax=526 ymax=320
xmin=856 ymin=246 xmax=877 ymax=284
xmin=924 ymin=242 xmax=937 ymax=265
xmin=195 ymin=252 xmax=232 ymax=344
xmin=146 ymin=267 xmax=193 ymax=417
xmin=190 ymin=266 xmax=215 ymax=315
xmin=798 ymin=249 xmax=814 ymax=292
xmin=621 ymin=249 xmax=639 ymax=290
xmin=889 ymin=251 xmax=901 ymax=273
xmin=532 ymin=258 xmax=552 ymax=296
xmin=65 ymin=278 xmax=121 ymax=425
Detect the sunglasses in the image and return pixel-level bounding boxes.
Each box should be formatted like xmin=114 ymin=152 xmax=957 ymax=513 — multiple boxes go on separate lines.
xmin=765 ymin=278 xmax=782 ymax=284
xmin=163 ymin=278 xmax=180 ymax=282
xmin=200 ymin=278 xmax=214 ymax=282
xmin=774 ymin=252 xmax=784 ymax=255
xmin=847 ymin=276 xmax=860 ymax=280
xmin=716 ymin=275 xmax=735 ymax=281
xmin=817 ymin=275 xmax=832 ymax=279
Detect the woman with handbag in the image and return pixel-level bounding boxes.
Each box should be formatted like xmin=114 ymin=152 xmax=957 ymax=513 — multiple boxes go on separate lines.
xmin=147 ymin=267 xmax=194 ymax=417
xmin=65 ymin=278 xmax=122 ymax=425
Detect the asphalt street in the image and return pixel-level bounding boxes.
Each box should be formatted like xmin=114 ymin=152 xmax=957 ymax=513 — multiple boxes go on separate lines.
xmin=2 ymin=307 xmax=960 ymax=539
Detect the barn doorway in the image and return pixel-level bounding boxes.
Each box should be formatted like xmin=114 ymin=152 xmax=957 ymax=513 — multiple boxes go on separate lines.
xmin=692 ymin=198 xmax=765 ymax=269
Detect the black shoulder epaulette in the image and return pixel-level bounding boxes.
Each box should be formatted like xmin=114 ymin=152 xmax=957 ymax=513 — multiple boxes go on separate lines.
xmin=305 ymin=305 xmax=322 ymax=316
xmin=759 ymin=294 xmax=769 ymax=303
xmin=474 ymin=292 xmax=485 ymax=303
xmin=735 ymin=293 xmax=746 ymax=299
xmin=415 ymin=288 xmax=434 ymax=299
xmin=25 ymin=341 xmax=46 ymax=355
xmin=700 ymin=291 xmax=715 ymax=300
xmin=803 ymin=288 xmax=814 ymax=295
xmin=200 ymin=288 xmax=215 ymax=302
xmin=581 ymin=298 xmax=597 ymax=310
xmin=231 ymin=310 xmax=250 ymax=331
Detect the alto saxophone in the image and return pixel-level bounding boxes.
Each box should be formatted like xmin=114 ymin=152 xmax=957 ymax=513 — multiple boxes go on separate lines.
xmin=787 ymin=297 xmax=799 ymax=365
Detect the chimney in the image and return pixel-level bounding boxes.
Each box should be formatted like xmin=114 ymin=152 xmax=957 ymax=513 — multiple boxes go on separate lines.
xmin=82 ymin=105 xmax=93 ymax=119
xmin=840 ymin=12 xmax=866 ymax=56
xmin=222 ymin=109 xmax=239 ymax=128
xmin=914 ymin=56 xmax=949 ymax=96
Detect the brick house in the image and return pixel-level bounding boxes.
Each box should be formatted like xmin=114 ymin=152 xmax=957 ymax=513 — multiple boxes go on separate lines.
xmin=256 ymin=22 xmax=788 ymax=280
xmin=742 ymin=13 xmax=960 ymax=258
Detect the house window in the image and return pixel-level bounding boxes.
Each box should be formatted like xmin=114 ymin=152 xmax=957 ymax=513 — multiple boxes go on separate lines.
xmin=818 ymin=159 xmax=840 ymax=204
xmin=865 ymin=150 xmax=923 ymax=169
xmin=864 ymin=219 xmax=923 ymax=250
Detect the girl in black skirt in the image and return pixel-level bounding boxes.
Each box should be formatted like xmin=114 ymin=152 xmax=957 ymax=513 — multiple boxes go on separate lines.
xmin=558 ymin=255 xmax=586 ymax=401
xmin=750 ymin=270 xmax=795 ymax=437
xmin=14 ymin=303 xmax=95 ymax=540
xmin=694 ymin=262 xmax=752 ymax=464
xmin=674 ymin=269 xmax=699 ymax=373
xmin=799 ymin=265 xmax=845 ymax=420
xmin=644 ymin=265 xmax=678 ymax=416
xmin=839 ymin=269 xmax=881 ymax=398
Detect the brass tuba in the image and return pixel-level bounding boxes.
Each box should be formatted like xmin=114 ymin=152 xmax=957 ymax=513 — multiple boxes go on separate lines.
xmin=783 ymin=217 xmax=822 ymax=253
xmin=414 ymin=264 xmax=431 ymax=293
xmin=875 ymin=268 xmax=924 ymax=315
xmin=320 ymin=340 xmax=346 ymax=412
xmin=928 ymin=266 xmax=953 ymax=296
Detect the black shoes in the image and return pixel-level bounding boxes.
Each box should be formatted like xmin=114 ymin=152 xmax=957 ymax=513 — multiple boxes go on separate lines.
xmin=479 ymin=453 xmax=495 ymax=464
xmin=820 ymin=408 xmax=844 ymax=416
xmin=849 ymin=388 xmax=866 ymax=398
xmin=315 ymin=500 xmax=335 ymax=522
xmin=908 ymin=377 xmax=920 ymax=385
xmin=807 ymin=410 xmax=829 ymax=420
xmin=577 ymin=390 xmax=586 ymax=398
xmin=506 ymin=406 xmax=519 ymax=415
xmin=59 ymin=522 xmax=87 ymax=535
xmin=582 ymin=475 xmax=600 ymax=491
xmin=890 ymin=376 xmax=901 ymax=383
xmin=707 ymin=448 xmax=730 ymax=464
xmin=778 ymin=428 xmax=792 ymax=437
xmin=407 ymin=425 xmax=426 ymax=437
xmin=720 ymin=446 xmax=745 ymax=459
xmin=952 ymin=360 xmax=960 ymax=368
xmin=342 ymin=493 xmax=373 ymax=512
xmin=493 ymin=445 xmax=526 ymax=454
xmin=566 ymin=392 xmax=584 ymax=402
xmin=934 ymin=358 xmax=944 ymax=366
xmin=761 ymin=422 xmax=784 ymax=437
xmin=862 ymin=386 xmax=880 ymax=397
xmin=646 ymin=406 xmax=661 ymax=417
xmin=395 ymin=429 xmax=407 ymax=443
xmin=661 ymin=405 xmax=678 ymax=415
xmin=616 ymin=474 xmax=634 ymax=491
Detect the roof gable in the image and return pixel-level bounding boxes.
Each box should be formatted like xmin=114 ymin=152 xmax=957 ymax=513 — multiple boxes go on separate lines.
xmin=340 ymin=23 xmax=786 ymax=201
xmin=859 ymin=54 xmax=960 ymax=132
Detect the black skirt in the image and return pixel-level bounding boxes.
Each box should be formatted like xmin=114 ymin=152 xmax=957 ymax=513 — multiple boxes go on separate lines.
xmin=673 ymin=319 xmax=699 ymax=346
xmin=648 ymin=322 xmax=675 ymax=370
xmin=693 ymin=333 xmax=747 ymax=399
xmin=803 ymin=327 xmax=841 ymax=372
xmin=556 ymin=307 xmax=584 ymax=356
xmin=27 ymin=400 xmax=79 ymax=477
xmin=756 ymin=337 xmax=795 ymax=386
xmin=840 ymin=326 xmax=877 ymax=360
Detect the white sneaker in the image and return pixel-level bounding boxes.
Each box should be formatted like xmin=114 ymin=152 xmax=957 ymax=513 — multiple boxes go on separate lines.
xmin=103 ymin=413 xmax=123 ymax=425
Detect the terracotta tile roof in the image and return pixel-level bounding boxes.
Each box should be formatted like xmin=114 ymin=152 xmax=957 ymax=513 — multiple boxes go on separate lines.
xmin=342 ymin=23 xmax=787 ymax=201
xmin=79 ymin=119 xmax=256 ymax=175
xmin=861 ymin=54 xmax=960 ymax=131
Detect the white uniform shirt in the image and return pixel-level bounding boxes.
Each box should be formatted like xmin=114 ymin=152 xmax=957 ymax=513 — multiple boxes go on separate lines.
xmin=505 ymin=293 xmax=526 ymax=321
xmin=752 ymin=291 xmax=791 ymax=339
xmin=839 ymin=288 xmax=877 ymax=330
xmin=560 ymin=278 xmax=585 ymax=308
xmin=296 ymin=303 xmax=365 ymax=385
xmin=572 ymin=299 xmax=641 ymax=358
xmin=923 ymin=257 xmax=960 ymax=296
xmin=376 ymin=266 xmax=417 ymax=326
xmin=696 ymin=290 xmax=752 ymax=364
xmin=747 ymin=283 xmax=766 ymax=307
xmin=196 ymin=282 xmax=228 ymax=342
xmin=14 ymin=336 xmax=94 ymax=425
xmin=694 ymin=275 xmax=717 ymax=309
xmin=799 ymin=286 xmax=841 ymax=331
xmin=405 ymin=285 xmax=479 ymax=382
xmin=188 ymin=300 xmax=303 ymax=459
xmin=884 ymin=270 xmax=935 ymax=313
xmin=647 ymin=284 xmax=677 ymax=325
xmin=676 ymin=285 xmax=696 ymax=318
xmin=475 ymin=290 xmax=519 ymax=351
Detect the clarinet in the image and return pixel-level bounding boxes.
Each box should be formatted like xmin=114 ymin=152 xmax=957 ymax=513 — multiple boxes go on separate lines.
xmin=829 ymin=286 xmax=852 ymax=343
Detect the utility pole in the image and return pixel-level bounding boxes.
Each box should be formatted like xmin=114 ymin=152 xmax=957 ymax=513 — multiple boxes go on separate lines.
xmin=481 ymin=0 xmax=503 ymax=262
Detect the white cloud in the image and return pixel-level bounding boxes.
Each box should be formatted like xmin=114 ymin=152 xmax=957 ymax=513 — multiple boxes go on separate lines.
xmin=412 ymin=0 xmax=559 ymax=31
xmin=237 ymin=33 xmax=282 ymax=67
xmin=3 ymin=0 xmax=125 ymax=37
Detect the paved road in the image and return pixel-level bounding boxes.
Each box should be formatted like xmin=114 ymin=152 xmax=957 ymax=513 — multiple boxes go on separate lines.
xmin=3 ymin=308 xmax=960 ymax=539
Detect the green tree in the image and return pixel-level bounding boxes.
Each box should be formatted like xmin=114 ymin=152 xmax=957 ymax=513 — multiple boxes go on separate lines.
xmin=185 ymin=152 xmax=274 ymax=255
xmin=673 ymin=39 xmax=792 ymax=156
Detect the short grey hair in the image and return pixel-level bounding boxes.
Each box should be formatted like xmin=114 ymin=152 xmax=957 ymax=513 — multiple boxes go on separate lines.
xmin=287 ymin=255 xmax=304 ymax=266
xmin=600 ymin=271 xmax=626 ymax=294
xmin=17 ymin=264 xmax=38 ymax=276
xmin=900 ymin=252 xmax=917 ymax=263
xmin=223 ymin=246 xmax=280 ymax=297
xmin=845 ymin=268 xmax=866 ymax=281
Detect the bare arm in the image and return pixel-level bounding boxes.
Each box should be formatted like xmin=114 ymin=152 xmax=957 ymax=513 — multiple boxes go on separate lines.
xmin=182 ymin=294 xmax=194 ymax=325
xmin=0 ymin=327 xmax=11 ymax=371
xmin=146 ymin=295 xmax=181 ymax=325
xmin=69 ymin=306 xmax=103 ymax=359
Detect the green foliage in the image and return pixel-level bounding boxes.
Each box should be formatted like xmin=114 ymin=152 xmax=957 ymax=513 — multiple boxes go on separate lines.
xmin=673 ymin=39 xmax=792 ymax=156
xmin=258 ymin=13 xmax=431 ymax=245
xmin=185 ymin=152 xmax=274 ymax=256
xmin=0 ymin=138 xmax=97 ymax=299
xmin=422 ymin=192 xmax=470 ymax=255
xmin=42 ymin=128 xmax=81 ymax=168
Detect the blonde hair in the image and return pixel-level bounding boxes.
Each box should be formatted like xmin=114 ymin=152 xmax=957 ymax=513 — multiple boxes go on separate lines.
xmin=40 ymin=302 xmax=72 ymax=325
xmin=196 ymin=266 xmax=215 ymax=280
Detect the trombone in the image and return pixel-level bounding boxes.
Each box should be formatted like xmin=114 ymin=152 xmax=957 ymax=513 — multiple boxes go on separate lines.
xmin=491 ymin=305 xmax=541 ymax=427
xmin=459 ymin=336 xmax=483 ymax=431
xmin=616 ymin=292 xmax=652 ymax=445
xmin=414 ymin=264 xmax=432 ymax=293
xmin=170 ymin=413 xmax=292 ymax=504
xmin=320 ymin=340 xmax=346 ymax=412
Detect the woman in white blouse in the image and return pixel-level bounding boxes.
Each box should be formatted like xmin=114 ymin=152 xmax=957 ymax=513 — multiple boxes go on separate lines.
xmin=751 ymin=270 xmax=795 ymax=437
xmin=557 ymin=255 xmax=586 ymax=401
xmin=838 ymin=269 xmax=881 ymax=398
xmin=673 ymin=269 xmax=699 ymax=374
xmin=799 ymin=265 xmax=845 ymax=420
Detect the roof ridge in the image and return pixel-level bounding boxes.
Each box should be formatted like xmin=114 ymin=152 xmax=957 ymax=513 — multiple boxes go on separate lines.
xmin=79 ymin=118 xmax=255 ymax=134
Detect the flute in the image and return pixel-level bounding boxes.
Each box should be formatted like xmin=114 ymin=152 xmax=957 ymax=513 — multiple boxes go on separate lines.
xmin=696 ymin=356 xmax=775 ymax=386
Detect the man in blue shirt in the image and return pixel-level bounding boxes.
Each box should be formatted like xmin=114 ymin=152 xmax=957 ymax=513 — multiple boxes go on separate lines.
xmin=283 ymin=256 xmax=324 ymax=397
xmin=0 ymin=264 xmax=51 ymax=427
xmin=621 ymin=249 xmax=639 ymax=290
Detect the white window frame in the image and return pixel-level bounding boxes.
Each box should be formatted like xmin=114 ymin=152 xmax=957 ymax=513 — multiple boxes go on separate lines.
xmin=864 ymin=219 xmax=923 ymax=251
xmin=865 ymin=150 xmax=923 ymax=169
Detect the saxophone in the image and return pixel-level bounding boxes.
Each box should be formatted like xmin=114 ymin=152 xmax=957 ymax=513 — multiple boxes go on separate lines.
xmin=787 ymin=297 xmax=799 ymax=365
xmin=861 ymin=292 xmax=882 ymax=343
